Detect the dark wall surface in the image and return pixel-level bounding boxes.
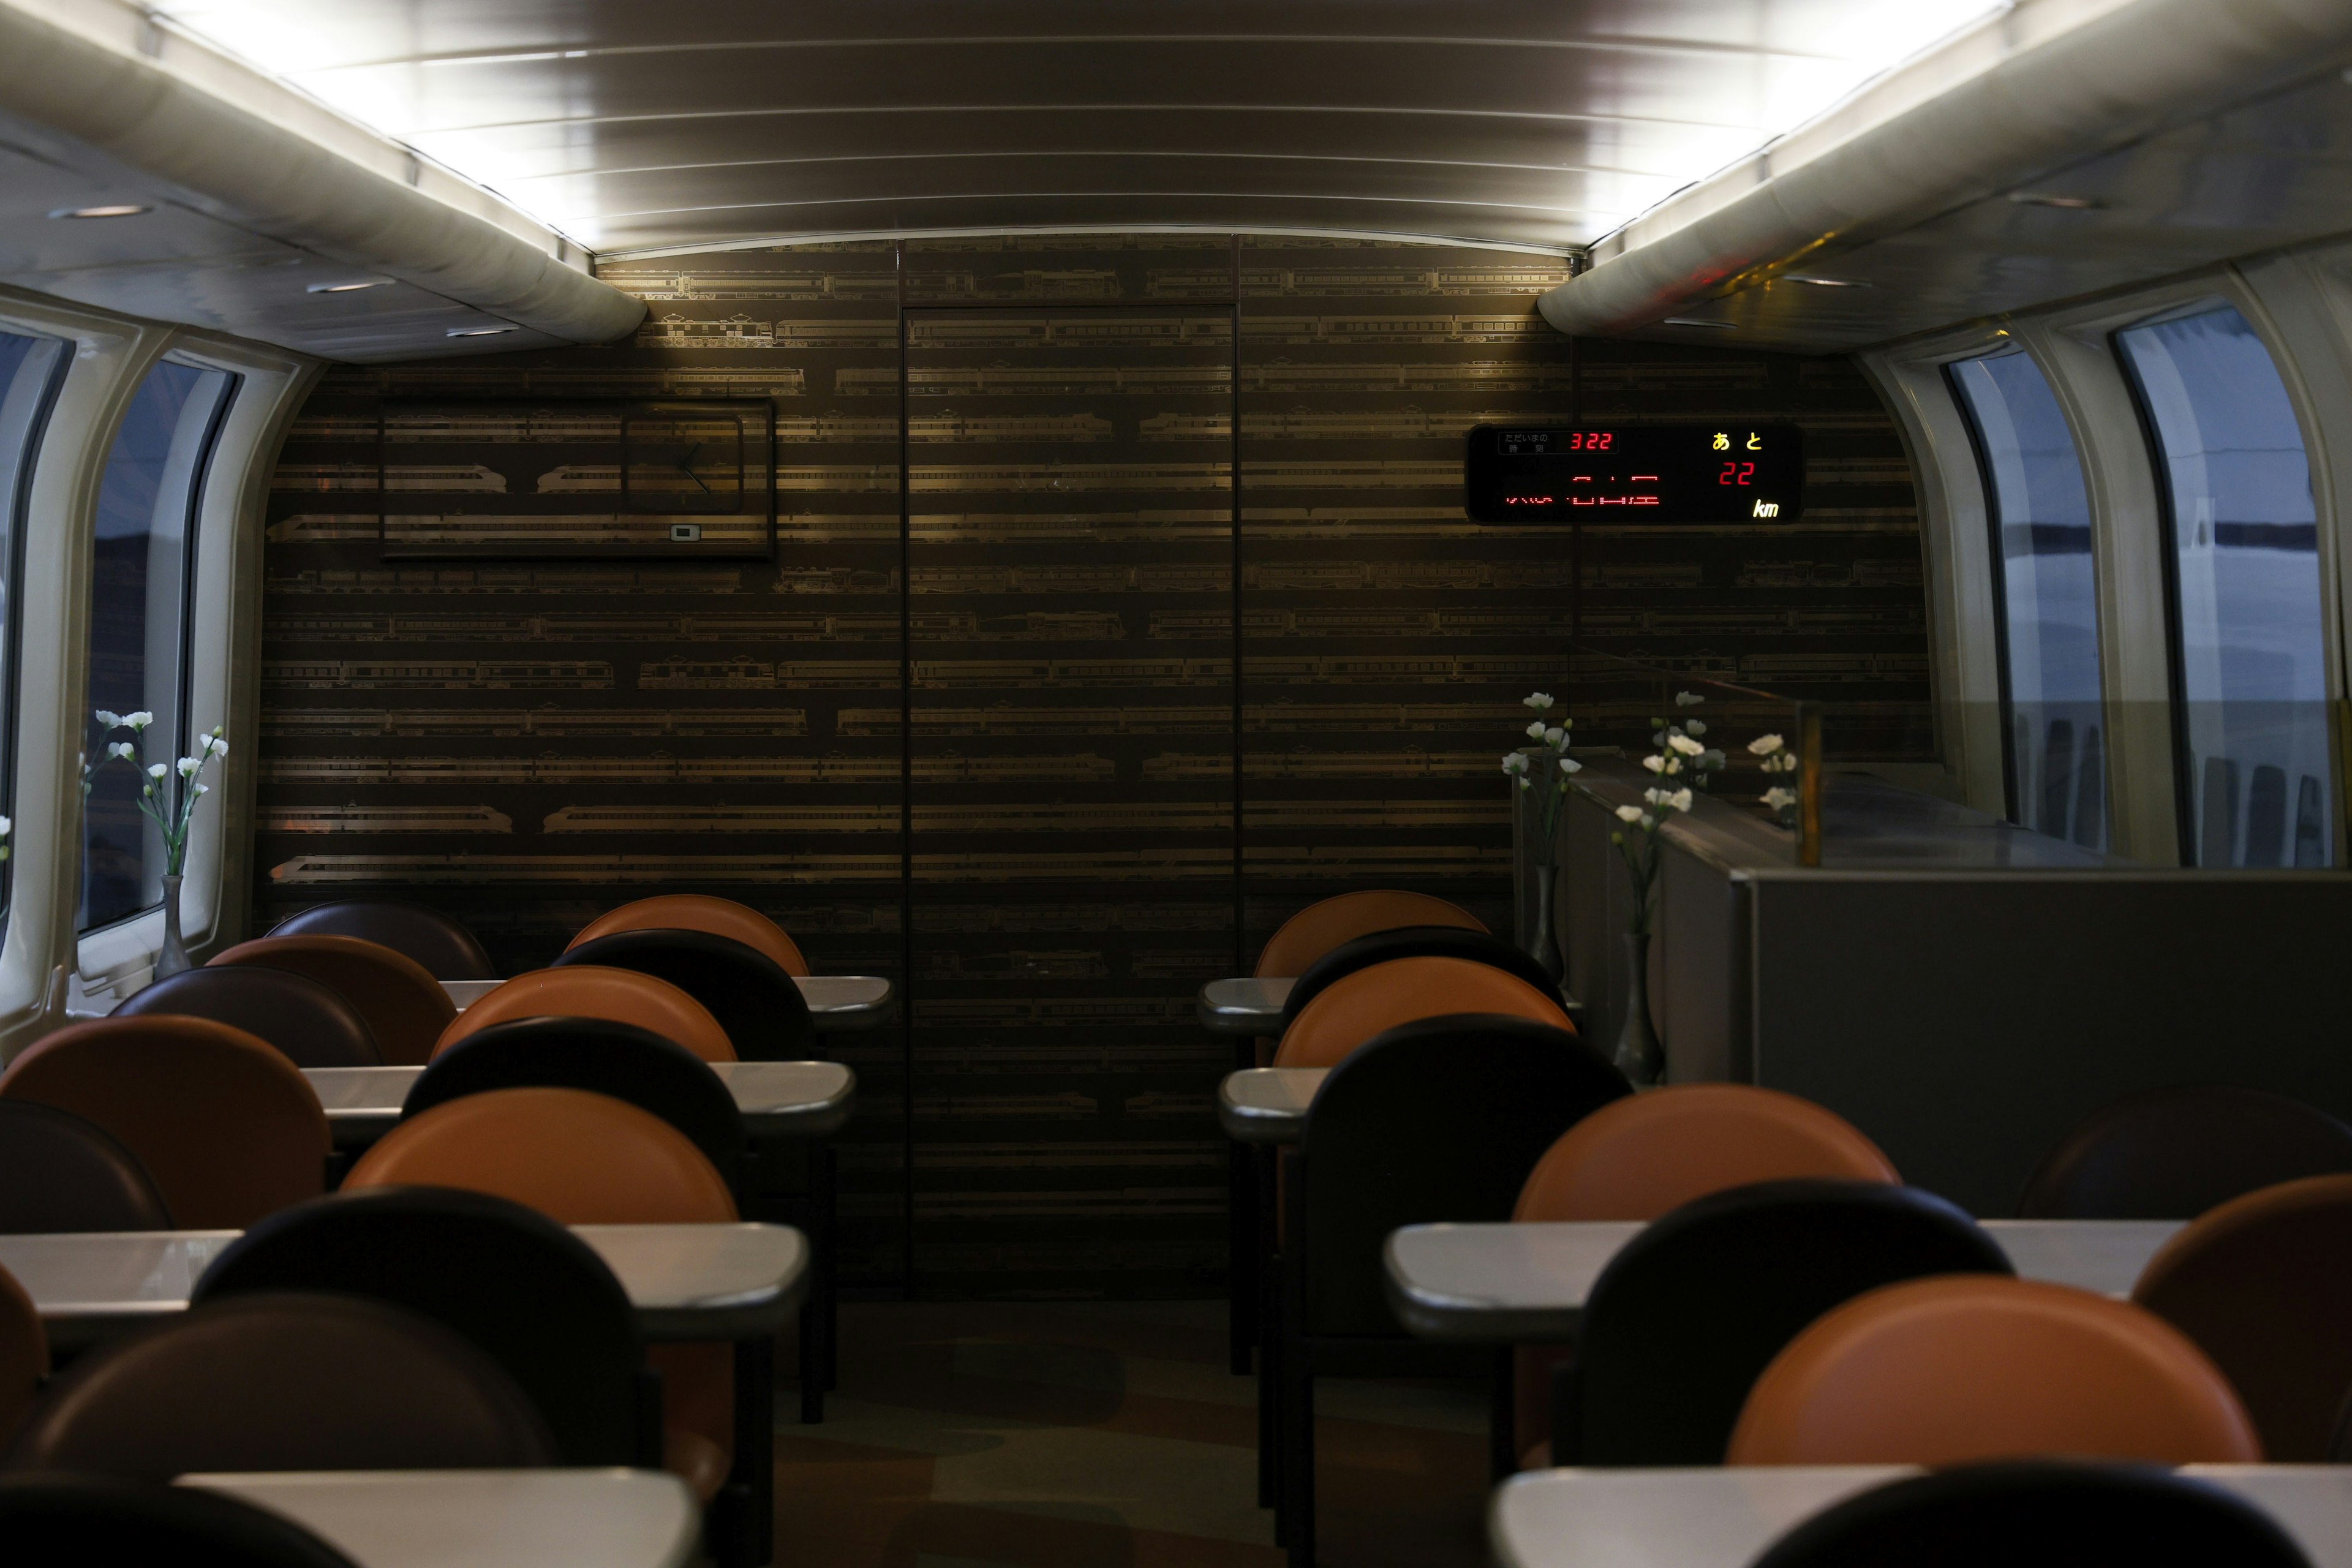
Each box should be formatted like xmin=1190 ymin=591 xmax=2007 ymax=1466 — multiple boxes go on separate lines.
xmin=257 ymin=233 xmax=1928 ymax=1296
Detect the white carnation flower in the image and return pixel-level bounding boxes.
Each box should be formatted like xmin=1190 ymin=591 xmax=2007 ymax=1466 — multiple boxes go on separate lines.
xmin=1614 ymin=804 xmax=1644 ymax=823
xmin=1501 ymin=752 xmax=1530 ymax=776
xmin=1763 ymin=786 xmax=1797 ymax=810
xmin=0 ymin=816 xmax=10 ymax=834
xmin=1525 ymin=721 xmax=1547 ymax=741
xmin=1700 ymin=748 xmax=1726 ymax=770
xmin=177 ymin=756 xmax=202 ymax=777
xmin=1667 ymin=733 xmax=1704 ymax=756
xmin=94 ymin=709 xmax=123 ymax=728
xmin=193 ymin=781 xmax=209 ymax=795
xmin=106 ymin=742 xmax=132 ymax=760
xmin=1523 ymin=692 xmax=1554 ymax=712
xmin=1640 ymin=812 xmax=1657 ymax=829
xmin=1674 ymin=691 xmax=1703 ymax=708
xmin=1668 ymin=788 xmax=1694 ymax=812
xmin=126 ymin=711 xmax=154 ymax=731
xmin=1684 ymin=720 xmax=1706 ymax=737
xmin=1642 ymin=755 xmax=1667 ymax=774
xmin=145 ymin=763 xmax=167 ymax=779
xmin=1558 ymin=757 xmax=1581 ymax=775
xmin=1544 ymin=726 xmax=1565 ymax=748
xmin=1749 ymin=734 xmax=1785 ymax=756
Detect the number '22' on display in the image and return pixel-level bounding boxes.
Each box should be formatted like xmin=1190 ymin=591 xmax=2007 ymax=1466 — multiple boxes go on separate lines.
xmin=1718 ymin=461 xmax=1757 ymax=486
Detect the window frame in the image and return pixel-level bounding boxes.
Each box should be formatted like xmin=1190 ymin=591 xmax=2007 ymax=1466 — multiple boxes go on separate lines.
xmin=0 ymin=329 xmax=70 ymax=935
xmin=75 ymin=354 xmax=240 ymax=938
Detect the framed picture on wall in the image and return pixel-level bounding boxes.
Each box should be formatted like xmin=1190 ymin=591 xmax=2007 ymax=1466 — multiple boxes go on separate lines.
xmin=365 ymin=399 xmax=775 ymax=559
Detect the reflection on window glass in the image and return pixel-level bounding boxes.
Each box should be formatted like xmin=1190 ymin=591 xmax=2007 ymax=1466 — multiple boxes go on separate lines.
xmin=0 ymin=328 xmax=68 ymax=929
xmin=80 ymin=360 xmax=234 ymax=932
xmin=1947 ymin=349 xmax=2106 ymax=850
xmin=2117 ymin=304 xmax=2330 ymax=868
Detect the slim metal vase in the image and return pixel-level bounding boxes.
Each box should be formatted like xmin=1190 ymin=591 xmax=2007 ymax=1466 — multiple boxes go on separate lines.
xmin=1526 ymin=864 xmax=1564 ymax=983
xmin=1611 ymin=930 xmax=1662 ymax=1084
xmin=155 ymin=873 xmax=192 ymax=980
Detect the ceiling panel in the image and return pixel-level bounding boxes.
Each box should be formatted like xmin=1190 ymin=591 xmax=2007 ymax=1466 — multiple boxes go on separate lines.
xmin=153 ymin=0 xmax=2010 ymax=255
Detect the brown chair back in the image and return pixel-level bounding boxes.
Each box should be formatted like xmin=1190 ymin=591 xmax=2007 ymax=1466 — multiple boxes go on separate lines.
xmin=113 ymin=965 xmax=380 ymax=1069
xmin=2133 ymin=1172 xmax=2352 ymax=1459
xmin=1514 ymin=1084 xmax=1898 ymax=1222
xmin=1256 ymin=890 xmax=1485 ymax=979
xmin=210 ymin=935 xmax=456 ymax=1067
xmin=270 ymin=899 xmax=496 ymax=981
xmin=433 ymin=967 xmax=736 ymax=1063
xmin=0 ymin=1101 xmax=172 ymax=1232
xmin=343 ymin=1087 xmax=739 ymax=1499
xmin=1727 ymin=1276 xmax=2261 ymax=1466
xmin=1273 ymin=955 xmax=1569 ymax=1068
xmin=568 ymin=895 xmax=807 ymax=977
xmin=0 ymin=1264 xmax=46 ymax=1443
xmin=0 ymin=1017 xmax=328 ymax=1228
xmin=8 ymin=1292 xmax=555 ymax=1478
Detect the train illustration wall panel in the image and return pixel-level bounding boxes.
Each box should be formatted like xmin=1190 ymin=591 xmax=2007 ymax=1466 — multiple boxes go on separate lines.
xmin=257 ymin=234 xmax=1932 ymax=1298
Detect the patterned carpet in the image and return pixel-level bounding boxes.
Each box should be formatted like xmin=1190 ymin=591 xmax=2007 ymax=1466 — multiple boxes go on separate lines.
xmin=774 ymin=1301 xmax=1493 ymax=1567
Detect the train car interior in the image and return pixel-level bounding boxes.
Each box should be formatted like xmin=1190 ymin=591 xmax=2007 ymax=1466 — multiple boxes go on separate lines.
xmin=8 ymin=0 xmax=2352 ymax=1563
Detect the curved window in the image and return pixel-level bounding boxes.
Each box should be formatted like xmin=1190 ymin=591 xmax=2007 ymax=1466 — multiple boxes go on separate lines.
xmin=2116 ymin=304 xmax=2329 ymax=868
xmin=1947 ymin=349 xmax=2106 ymax=849
xmin=0 ymin=329 xmax=68 ymax=930
xmin=80 ymin=360 xmax=236 ymax=932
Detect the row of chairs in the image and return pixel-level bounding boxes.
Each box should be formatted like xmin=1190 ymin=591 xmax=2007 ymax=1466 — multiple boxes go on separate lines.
xmin=1231 ymin=889 xmax=2352 ymax=1566
xmin=109 ymin=894 xmax=818 ymax=1069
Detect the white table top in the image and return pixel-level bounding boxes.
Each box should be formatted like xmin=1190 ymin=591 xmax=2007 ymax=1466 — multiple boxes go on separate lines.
xmin=439 ymin=974 xmax=894 ymax=1032
xmin=1384 ymin=1218 xmax=2186 ymax=1341
xmin=1199 ymin=976 xmax=1293 ymax=1035
xmin=1219 ymin=1066 xmax=1327 ymax=1142
xmin=305 ymin=1059 xmax=857 ymax=1142
xmin=1492 ymin=1466 xmax=2352 ymax=1568
xmin=0 ymin=1221 xmax=805 ymax=1346
xmin=184 ymin=1469 xmax=697 ymax=1568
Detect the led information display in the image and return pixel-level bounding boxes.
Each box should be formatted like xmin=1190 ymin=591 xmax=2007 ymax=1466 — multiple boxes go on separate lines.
xmin=1464 ymin=423 xmax=1804 ymax=523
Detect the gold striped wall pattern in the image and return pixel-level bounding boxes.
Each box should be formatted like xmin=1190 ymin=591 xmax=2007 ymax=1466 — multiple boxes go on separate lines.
xmin=258 ymin=235 xmax=1929 ymax=1296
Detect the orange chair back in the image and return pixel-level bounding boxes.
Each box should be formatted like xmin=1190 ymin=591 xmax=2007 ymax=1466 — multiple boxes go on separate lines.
xmin=209 ymin=934 xmax=456 ymax=1067
xmin=1272 ymin=955 xmax=1569 ymax=1069
xmin=1515 ymin=1084 xmax=1898 ymax=1221
xmin=2133 ymin=1172 xmax=2352 ymax=1460
xmin=0 ymin=1017 xmax=327 ymax=1229
xmin=346 ymin=1085 xmax=736 ymax=1224
xmin=434 ymin=967 xmax=736 ymax=1063
xmin=1727 ymin=1276 xmax=2261 ymax=1466
xmin=567 ymin=895 xmax=806 ymax=977
xmin=0 ymin=1263 xmax=45 ymax=1442
xmin=344 ymin=1085 xmax=739 ymax=1498
xmin=1255 ymin=891 xmax=1484 ymax=979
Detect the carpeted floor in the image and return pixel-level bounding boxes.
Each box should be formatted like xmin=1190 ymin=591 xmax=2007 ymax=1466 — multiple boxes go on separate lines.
xmin=774 ymin=1301 xmax=1494 ymax=1567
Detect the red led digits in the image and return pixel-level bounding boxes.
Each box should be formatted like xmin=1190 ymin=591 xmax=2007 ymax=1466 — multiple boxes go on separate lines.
xmin=1717 ymin=461 xmax=1757 ymax=486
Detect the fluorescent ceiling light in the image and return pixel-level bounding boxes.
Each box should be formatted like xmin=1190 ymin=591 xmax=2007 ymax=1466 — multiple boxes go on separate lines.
xmin=447 ymin=325 xmax=518 ymax=337
xmin=50 ymin=204 xmax=150 ymax=219
xmin=2008 ymin=192 xmax=2105 ymax=209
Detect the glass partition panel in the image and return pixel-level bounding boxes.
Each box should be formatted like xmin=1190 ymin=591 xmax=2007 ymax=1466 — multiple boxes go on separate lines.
xmin=0 ymin=328 xmax=67 ymax=929
xmin=2117 ymin=303 xmax=2331 ymax=867
xmin=1945 ymin=349 xmax=2108 ymax=850
xmin=80 ymin=360 xmax=235 ymax=932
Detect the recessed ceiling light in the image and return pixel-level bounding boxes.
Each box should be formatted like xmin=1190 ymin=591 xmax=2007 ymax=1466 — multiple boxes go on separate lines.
xmin=1783 ymin=275 xmax=1872 ymax=288
xmin=2008 ymin=192 xmax=2105 ymax=209
xmin=49 ymin=204 xmax=151 ymax=219
xmin=307 ymin=279 xmax=392 ymax=294
xmin=446 ymin=325 xmax=518 ymax=337
xmin=1663 ymin=317 xmax=1738 ymax=330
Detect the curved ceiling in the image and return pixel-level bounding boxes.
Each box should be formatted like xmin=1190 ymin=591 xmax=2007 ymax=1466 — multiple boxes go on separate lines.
xmin=154 ymin=0 xmax=2008 ymax=258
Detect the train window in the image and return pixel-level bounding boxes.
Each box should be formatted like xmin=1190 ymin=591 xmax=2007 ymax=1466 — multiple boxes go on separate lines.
xmin=0 ymin=328 xmax=67 ymax=931
xmin=1946 ymin=348 xmax=2108 ymax=849
xmin=2116 ymin=303 xmax=2330 ymax=867
xmin=79 ymin=359 xmax=236 ymax=933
